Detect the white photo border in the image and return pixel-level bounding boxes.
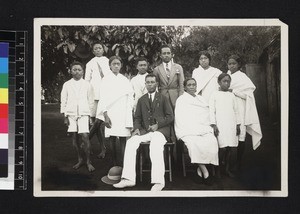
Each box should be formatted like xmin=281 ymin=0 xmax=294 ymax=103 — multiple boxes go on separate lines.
xmin=34 ymin=18 xmax=288 ymax=197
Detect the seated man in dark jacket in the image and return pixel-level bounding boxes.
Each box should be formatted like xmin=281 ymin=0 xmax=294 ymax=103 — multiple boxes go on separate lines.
xmin=113 ymin=74 xmax=174 ymax=191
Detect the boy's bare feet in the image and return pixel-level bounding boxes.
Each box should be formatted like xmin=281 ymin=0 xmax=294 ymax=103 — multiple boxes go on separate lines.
xmin=87 ymin=163 xmax=95 ymax=172
xmin=97 ymin=150 xmax=106 ymax=159
xmin=73 ymin=159 xmax=84 ymax=169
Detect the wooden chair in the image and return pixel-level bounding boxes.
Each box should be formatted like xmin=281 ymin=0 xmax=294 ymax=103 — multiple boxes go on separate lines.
xmin=178 ymin=139 xmax=192 ymax=177
xmin=139 ymin=141 xmax=175 ymax=182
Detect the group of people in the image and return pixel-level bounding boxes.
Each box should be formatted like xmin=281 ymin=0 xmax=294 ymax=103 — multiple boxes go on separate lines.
xmin=60 ymin=42 xmax=262 ymax=191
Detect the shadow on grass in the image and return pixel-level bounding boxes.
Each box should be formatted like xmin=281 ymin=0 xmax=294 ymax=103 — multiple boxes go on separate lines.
xmin=41 ymin=104 xmax=282 ymax=191
xmin=42 ymin=165 xmax=98 ymax=191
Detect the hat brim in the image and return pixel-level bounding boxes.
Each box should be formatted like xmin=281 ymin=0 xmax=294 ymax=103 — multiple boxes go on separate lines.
xmin=71 ymin=42 xmax=92 ymax=59
xmin=71 ymin=50 xmax=92 ymax=59
xmin=101 ymin=176 xmax=120 ymax=185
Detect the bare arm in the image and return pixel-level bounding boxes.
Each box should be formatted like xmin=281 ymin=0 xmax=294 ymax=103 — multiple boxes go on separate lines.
xmin=103 ymin=111 xmax=112 ymax=128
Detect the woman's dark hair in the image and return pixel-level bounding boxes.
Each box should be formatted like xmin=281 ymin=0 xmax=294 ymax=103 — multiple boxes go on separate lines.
xmin=91 ymin=41 xmax=104 ymax=50
xmin=217 ymin=73 xmax=231 ymax=82
xmin=70 ymin=61 xmax=85 ymax=70
xmin=228 ymin=54 xmax=243 ymax=69
xmin=145 ymin=73 xmax=158 ymax=82
xmin=109 ymin=56 xmax=122 ymax=66
xmin=135 ymin=56 xmax=148 ymax=66
xmin=183 ymin=77 xmax=197 ymax=87
xmin=199 ymin=51 xmax=211 ymax=65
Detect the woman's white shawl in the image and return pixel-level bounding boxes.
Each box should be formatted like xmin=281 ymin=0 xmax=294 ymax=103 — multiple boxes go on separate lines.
xmin=175 ymin=92 xmax=213 ymax=140
xmin=192 ymin=66 xmax=222 ymax=102
xmin=228 ymin=70 xmax=262 ymax=150
xmin=96 ymin=73 xmax=134 ymax=134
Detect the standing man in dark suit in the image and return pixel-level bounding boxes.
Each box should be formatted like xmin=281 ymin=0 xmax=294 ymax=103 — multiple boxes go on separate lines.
xmin=113 ymin=74 xmax=174 ymax=191
xmin=153 ymin=44 xmax=184 ymax=110
xmin=153 ymin=44 xmax=184 ymax=159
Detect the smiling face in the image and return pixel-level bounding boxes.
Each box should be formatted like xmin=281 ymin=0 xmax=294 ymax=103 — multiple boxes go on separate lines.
xmin=92 ymin=44 xmax=104 ymax=57
xmin=199 ymin=54 xmax=210 ymax=69
xmin=110 ymin=59 xmax=122 ymax=75
xmin=218 ymin=75 xmax=231 ymax=91
xmin=227 ymin=58 xmax=240 ymax=74
xmin=185 ymin=79 xmax=197 ymax=96
xmin=136 ymin=60 xmax=148 ymax=75
xmin=160 ymin=47 xmax=172 ymax=63
xmin=145 ymin=76 xmax=157 ymax=93
xmin=71 ymin=64 xmax=84 ymax=80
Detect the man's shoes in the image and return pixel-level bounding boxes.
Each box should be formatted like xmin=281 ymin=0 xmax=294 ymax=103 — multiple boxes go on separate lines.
xmin=113 ymin=179 xmax=135 ymax=188
xmin=151 ymin=183 xmax=165 ymax=191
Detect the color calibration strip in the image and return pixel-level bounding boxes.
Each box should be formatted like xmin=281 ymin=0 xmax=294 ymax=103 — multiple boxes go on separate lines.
xmin=0 ymin=31 xmax=27 ymax=190
xmin=14 ymin=32 xmax=26 ymax=190
xmin=0 ymin=42 xmax=9 ymax=178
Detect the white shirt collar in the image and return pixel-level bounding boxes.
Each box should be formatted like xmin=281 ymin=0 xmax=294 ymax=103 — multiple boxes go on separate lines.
xmin=72 ymin=78 xmax=83 ymax=82
xmin=228 ymin=70 xmax=240 ymax=75
xmin=163 ymin=62 xmax=172 ymax=71
xmin=137 ymin=72 xmax=148 ymax=77
xmin=148 ymin=91 xmax=156 ymax=101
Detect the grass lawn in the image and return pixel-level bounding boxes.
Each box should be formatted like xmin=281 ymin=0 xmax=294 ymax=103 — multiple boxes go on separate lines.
xmin=41 ymin=104 xmax=281 ymax=192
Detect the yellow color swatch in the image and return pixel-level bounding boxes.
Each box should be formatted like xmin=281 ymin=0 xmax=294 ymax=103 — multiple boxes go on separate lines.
xmin=0 ymin=88 xmax=8 ymax=104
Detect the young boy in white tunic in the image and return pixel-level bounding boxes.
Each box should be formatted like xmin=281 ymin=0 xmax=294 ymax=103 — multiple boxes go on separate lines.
xmin=131 ymin=57 xmax=149 ymax=112
xmin=61 ymin=62 xmax=95 ymax=172
xmin=85 ymin=41 xmax=111 ymax=158
xmin=209 ymin=73 xmax=241 ymax=177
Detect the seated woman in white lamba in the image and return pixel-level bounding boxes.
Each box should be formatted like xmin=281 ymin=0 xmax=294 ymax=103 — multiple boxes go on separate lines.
xmin=175 ymin=78 xmax=219 ymax=183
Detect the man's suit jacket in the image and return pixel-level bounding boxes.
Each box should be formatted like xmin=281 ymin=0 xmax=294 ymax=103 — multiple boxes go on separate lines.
xmin=153 ymin=63 xmax=184 ymax=109
xmin=134 ymin=92 xmax=174 ymax=139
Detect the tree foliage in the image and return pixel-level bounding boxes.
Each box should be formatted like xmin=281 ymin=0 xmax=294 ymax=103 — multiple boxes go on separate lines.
xmin=41 ymin=25 xmax=186 ymax=102
xmin=41 ymin=25 xmax=279 ymax=102
xmin=174 ymin=26 xmax=280 ymax=76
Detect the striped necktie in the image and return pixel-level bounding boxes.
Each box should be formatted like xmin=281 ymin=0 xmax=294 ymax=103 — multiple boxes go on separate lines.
xmin=166 ymin=63 xmax=170 ymax=80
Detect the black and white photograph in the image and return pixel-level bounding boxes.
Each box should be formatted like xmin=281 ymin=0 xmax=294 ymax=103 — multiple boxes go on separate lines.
xmin=34 ymin=18 xmax=288 ymax=197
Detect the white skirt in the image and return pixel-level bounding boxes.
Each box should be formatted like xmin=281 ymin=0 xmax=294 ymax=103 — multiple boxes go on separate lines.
xmin=105 ymin=96 xmax=132 ymax=137
xmin=182 ymin=133 xmax=219 ymax=166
